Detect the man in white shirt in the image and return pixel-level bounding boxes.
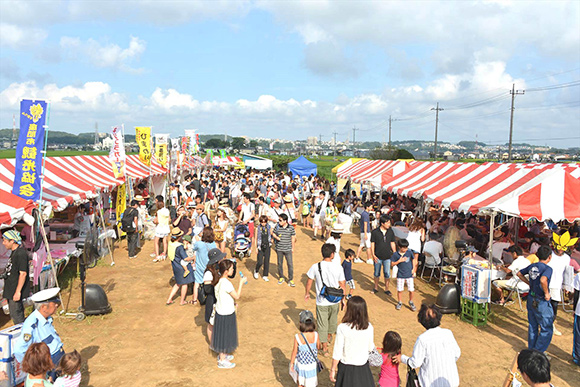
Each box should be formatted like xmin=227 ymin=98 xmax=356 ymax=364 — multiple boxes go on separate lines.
xmin=423 ymin=235 xmax=444 ymax=266
xmin=402 ymin=304 xmax=461 ymax=387
xmin=312 ymin=191 xmax=326 ymax=238
xmin=492 ymin=245 xmax=531 ymax=304
xmin=238 ymin=193 xmax=256 ymax=240
xmin=547 ymin=245 xmax=571 ymax=336
xmin=304 ymin=243 xmax=346 ymax=356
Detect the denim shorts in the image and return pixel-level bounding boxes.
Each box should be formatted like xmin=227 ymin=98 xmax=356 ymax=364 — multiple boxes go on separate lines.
xmin=374 ymin=259 xmax=391 ymax=278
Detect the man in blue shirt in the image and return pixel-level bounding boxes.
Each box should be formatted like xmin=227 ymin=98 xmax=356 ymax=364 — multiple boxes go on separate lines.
xmin=355 ymin=202 xmax=373 ymax=264
xmin=14 ymin=287 xmax=64 ymax=381
xmin=517 ymin=246 xmax=554 ymax=353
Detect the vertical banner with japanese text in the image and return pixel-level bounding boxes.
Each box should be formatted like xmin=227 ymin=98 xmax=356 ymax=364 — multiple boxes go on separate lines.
xmin=181 ymin=136 xmax=189 ymax=167
xmin=135 ymin=126 xmax=151 ymax=166
xmin=13 ymin=99 xmax=48 ymax=200
xmin=116 ymin=183 xmax=126 ymax=236
xmin=109 ymin=125 xmax=126 ymax=179
xmin=155 ymin=134 xmax=168 ymax=167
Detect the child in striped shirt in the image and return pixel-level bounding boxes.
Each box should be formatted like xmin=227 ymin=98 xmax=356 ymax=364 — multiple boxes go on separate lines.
xmin=53 ymin=350 xmax=82 ymax=387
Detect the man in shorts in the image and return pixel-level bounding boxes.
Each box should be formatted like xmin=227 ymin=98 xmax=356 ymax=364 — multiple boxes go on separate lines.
xmin=355 ymin=201 xmax=373 ymax=264
xmin=370 ymin=214 xmax=396 ymax=295
xmin=304 ymin=243 xmax=346 ymax=356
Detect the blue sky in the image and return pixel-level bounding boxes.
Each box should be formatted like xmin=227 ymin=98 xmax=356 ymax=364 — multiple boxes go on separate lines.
xmin=1 ymin=1 xmax=579 ymax=148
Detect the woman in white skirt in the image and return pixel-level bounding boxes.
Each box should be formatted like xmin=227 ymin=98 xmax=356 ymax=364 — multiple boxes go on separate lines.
xmin=211 ymin=259 xmax=247 ymax=369
xmin=330 ymin=296 xmax=376 ymax=387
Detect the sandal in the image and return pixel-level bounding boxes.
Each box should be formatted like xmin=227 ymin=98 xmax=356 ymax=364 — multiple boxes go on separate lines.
xmin=370 ymin=289 xmax=379 ymax=294
xmin=166 ymin=301 xmax=174 ymax=305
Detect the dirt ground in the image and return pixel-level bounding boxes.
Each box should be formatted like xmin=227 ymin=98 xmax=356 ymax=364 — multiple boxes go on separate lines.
xmin=2 ymin=225 xmax=578 ymax=386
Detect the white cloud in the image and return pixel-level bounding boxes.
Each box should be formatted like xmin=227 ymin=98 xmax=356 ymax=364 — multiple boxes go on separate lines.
xmin=0 ymin=60 xmax=577 ymax=148
xmin=0 ymin=81 xmax=129 ymax=112
xmin=258 ymin=1 xmax=580 ymax=75
xmin=59 ymin=36 xmax=146 ymax=73
xmin=0 ymin=23 xmax=48 ymax=48
xmin=303 ymin=41 xmax=358 ymax=77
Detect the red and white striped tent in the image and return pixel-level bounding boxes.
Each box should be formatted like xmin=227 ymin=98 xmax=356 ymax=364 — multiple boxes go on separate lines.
xmin=422 ymin=163 xmax=580 ymax=222
xmin=0 ymin=154 xmax=168 ymax=225
xmin=0 ymin=191 xmax=36 ymax=228
xmin=348 ymin=160 xmax=410 ymax=187
xmin=212 ymin=156 xmax=242 ymax=167
xmin=382 ymin=161 xmax=477 ymax=199
xmin=336 ymin=159 xmax=376 ymax=179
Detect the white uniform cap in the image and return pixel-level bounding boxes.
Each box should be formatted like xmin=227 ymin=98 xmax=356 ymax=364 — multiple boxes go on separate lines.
xmin=30 ymin=287 xmax=61 ymax=303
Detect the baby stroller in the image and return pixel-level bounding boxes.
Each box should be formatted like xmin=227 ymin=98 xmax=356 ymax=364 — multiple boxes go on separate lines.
xmin=233 ymin=223 xmax=251 ymax=258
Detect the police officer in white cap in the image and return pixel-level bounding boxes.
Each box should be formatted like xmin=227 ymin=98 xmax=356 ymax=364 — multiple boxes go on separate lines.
xmin=14 ymin=287 xmax=64 ymax=380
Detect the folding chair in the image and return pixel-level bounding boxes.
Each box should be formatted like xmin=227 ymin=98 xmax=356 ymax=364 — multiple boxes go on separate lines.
xmin=420 ymin=252 xmax=439 ymax=282
xmin=503 ymin=278 xmax=528 ymax=312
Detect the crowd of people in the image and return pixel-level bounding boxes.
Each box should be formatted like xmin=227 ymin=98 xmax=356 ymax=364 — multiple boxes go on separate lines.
xmin=121 ymin=167 xmax=580 ymax=385
xmin=2 ymin=164 xmax=579 ymax=386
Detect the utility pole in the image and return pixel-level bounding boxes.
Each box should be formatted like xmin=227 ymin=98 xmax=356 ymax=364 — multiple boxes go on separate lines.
xmin=332 ymin=131 xmax=338 ymax=157
xmin=94 ymin=122 xmax=99 ymax=149
xmin=12 ymin=114 xmax=16 ymax=148
xmin=508 ymin=83 xmax=525 ymax=162
xmin=431 ymin=103 xmax=443 ymax=160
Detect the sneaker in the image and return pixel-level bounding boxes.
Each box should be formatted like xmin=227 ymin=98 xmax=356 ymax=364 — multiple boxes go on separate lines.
xmin=129 ymin=256 xmax=137 ymax=259
xmin=217 ymin=355 xmax=234 ymax=361
xmin=263 ymin=276 xmax=269 ymax=282
xmin=409 ymin=301 xmax=417 ymax=311
xmin=253 ymin=271 xmax=259 ymax=279
xmin=153 ymin=257 xmax=160 ymax=262
xmin=366 ymin=259 xmax=374 ymax=265
xmin=288 ymin=280 xmax=296 ymax=287
xmin=353 ymin=258 xmax=364 ymax=264
xmin=217 ymin=360 xmax=236 ymax=369
xmin=278 ymin=278 xmax=285 ymax=285
xmin=553 ymin=326 xmax=562 ymax=336
xmin=396 ymin=302 xmax=402 ymax=310
xmin=150 ymin=253 xmax=157 ymax=257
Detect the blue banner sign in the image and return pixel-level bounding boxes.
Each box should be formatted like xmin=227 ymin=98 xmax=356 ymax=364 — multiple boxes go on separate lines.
xmin=13 ymin=99 xmax=48 ymax=201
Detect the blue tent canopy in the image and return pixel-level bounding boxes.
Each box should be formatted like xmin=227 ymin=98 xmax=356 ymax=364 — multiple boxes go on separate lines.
xmin=287 ymin=156 xmax=317 ymax=178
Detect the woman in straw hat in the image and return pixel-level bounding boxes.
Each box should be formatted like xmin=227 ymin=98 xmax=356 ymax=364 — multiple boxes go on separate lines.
xmin=165 ymin=228 xmax=195 ymax=305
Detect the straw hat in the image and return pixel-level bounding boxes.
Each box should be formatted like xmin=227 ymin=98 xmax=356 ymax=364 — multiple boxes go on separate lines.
xmin=283 ymin=194 xmax=293 ymax=203
xmin=171 ymin=228 xmax=184 ymax=238
xmin=134 ymin=195 xmax=144 ymax=201
xmin=330 ymin=224 xmax=344 ymax=234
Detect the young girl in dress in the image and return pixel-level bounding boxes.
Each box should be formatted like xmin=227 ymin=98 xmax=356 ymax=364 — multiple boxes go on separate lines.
xmin=378 ymin=331 xmax=402 ymax=387
xmin=53 ymin=350 xmax=82 ymax=387
xmin=290 ymin=310 xmax=320 ymax=387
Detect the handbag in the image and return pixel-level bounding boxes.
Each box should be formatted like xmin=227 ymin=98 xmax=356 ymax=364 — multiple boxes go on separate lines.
xmin=406 ymin=365 xmax=420 ymax=387
xmin=198 ymin=284 xmax=209 ymax=305
xmin=300 ymin=333 xmax=324 ymax=373
xmin=318 ymin=263 xmax=344 ymax=303
xmin=368 ymin=347 xmax=383 ymax=367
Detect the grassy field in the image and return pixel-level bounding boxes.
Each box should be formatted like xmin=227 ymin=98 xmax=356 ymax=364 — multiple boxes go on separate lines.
xmin=305 ymin=155 xmax=343 ymax=180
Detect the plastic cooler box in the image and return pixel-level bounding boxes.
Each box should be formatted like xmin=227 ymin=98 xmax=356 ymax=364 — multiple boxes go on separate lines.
xmin=0 ymin=324 xmax=26 ymax=387
xmin=461 ymin=264 xmax=491 ymax=303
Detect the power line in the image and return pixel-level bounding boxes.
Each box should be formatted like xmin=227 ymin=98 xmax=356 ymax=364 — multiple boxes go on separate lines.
xmin=527 ymin=80 xmax=580 ymax=92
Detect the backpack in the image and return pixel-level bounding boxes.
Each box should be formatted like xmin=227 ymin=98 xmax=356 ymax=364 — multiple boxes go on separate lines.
xmin=121 ymin=208 xmax=137 ymax=233
xmin=207 ymin=190 xmax=214 ymax=200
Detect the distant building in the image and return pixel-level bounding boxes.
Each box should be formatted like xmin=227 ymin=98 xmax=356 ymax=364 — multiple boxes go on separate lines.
xmin=102 ymin=137 xmax=114 ymax=149
xmin=307 ymin=137 xmax=318 ymax=146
